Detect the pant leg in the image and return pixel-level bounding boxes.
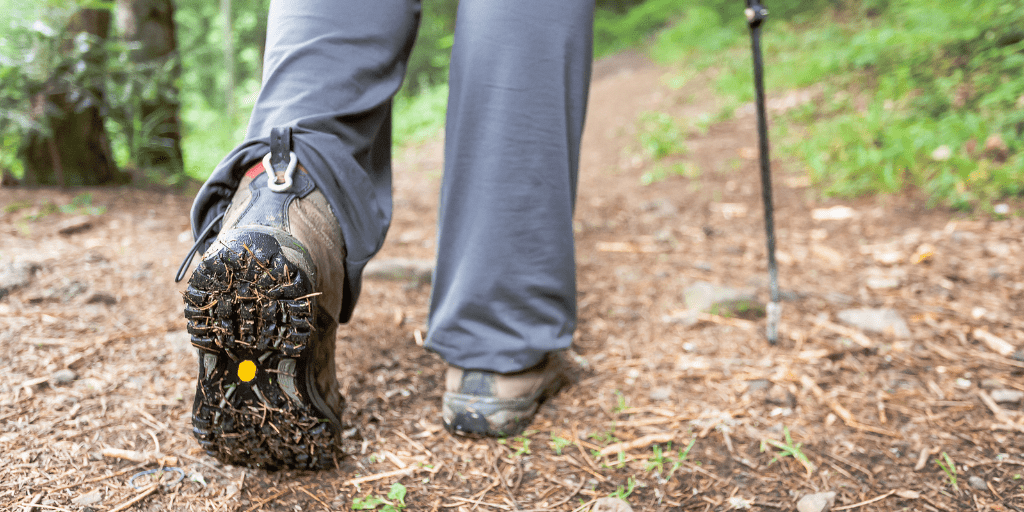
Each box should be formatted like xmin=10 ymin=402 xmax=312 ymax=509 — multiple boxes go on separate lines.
xmin=189 ymin=0 xmax=421 ymax=323
xmin=425 ymin=0 xmax=594 ymax=374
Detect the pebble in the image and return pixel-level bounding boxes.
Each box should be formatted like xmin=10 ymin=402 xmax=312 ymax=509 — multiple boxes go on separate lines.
xmin=0 ymin=260 xmax=40 ymax=299
xmin=837 ymin=308 xmax=911 ymax=338
xmin=85 ymin=291 xmax=117 ymax=305
xmin=991 ymin=389 xmax=1024 ymax=403
xmin=796 ymin=491 xmax=836 ymax=512
xmin=969 ymin=476 xmax=987 ymax=491
xmin=51 ymin=369 xmax=78 ymax=385
xmin=649 ymin=387 xmax=672 ymax=402
xmin=72 ymin=490 xmax=103 ymax=506
xmin=683 ymin=281 xmax=759 ymax=314
xmin=590 ymin=497 xmax=633 ymax=512
xmin=56 ymin=216 xmax=94 ymax=236
xmin=363 ymin=258 xmax=433 ymax=285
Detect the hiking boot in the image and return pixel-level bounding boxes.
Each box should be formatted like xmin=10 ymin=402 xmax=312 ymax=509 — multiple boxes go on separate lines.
xmin=183 ymin=133 xmax=346 ymax=469
xmin=443 ymin=354 xmax=569 ymax=437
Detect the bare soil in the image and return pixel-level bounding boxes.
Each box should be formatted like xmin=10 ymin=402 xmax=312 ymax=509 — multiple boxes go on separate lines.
xmin=4 ymin=52 xmax=1024 ymax=512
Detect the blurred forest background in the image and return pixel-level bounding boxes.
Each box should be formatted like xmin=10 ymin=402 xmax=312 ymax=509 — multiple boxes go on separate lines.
xmin=0 ymin=0 xmax=1021 ymax=209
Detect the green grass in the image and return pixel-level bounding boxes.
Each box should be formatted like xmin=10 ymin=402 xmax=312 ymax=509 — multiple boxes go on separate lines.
xmin=647 ymin=0 xmax=1024 ymax=209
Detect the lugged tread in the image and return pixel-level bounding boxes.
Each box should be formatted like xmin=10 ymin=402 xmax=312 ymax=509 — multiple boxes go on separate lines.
xmin=185 ymin=231 xmax=340 ymax=470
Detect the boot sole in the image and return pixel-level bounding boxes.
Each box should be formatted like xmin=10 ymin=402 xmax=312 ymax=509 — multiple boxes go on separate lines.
xmin=184 ymin=230 xmax=340 ymax=470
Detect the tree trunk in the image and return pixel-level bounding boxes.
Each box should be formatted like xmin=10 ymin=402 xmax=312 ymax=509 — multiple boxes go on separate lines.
xmin=23 ymin=10 xmax=123 ymax=187
xmin=115 ymin=0 xmax=184 ymax=176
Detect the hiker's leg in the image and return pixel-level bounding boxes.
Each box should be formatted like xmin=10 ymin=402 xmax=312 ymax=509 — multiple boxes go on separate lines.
xmin=425 ymin=0 xmax=594 ymax=373
xmin=189 ymin=0 xmax=421 ymax=322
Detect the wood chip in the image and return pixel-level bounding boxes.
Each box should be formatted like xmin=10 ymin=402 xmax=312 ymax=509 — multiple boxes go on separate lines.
xmin=974 ymin=329 xmax=1015 ymax=357
xmin=598 ymin=432 xmax=676 ymax=457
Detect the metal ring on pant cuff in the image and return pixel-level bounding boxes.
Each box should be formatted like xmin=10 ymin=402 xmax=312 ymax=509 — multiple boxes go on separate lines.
xmin=263 ymin=151 xmax=297 ymax=192
xmin=129 ymin=467 xmax=185 ymax=490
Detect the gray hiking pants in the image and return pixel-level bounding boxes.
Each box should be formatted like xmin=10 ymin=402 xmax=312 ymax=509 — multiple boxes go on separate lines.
xmin=188 ymin=0 xmax=593 ymax=374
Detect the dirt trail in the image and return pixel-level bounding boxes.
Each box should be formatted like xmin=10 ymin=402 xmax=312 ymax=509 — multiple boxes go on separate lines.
xmin=3 ymin=52 xmax=1024 ymax=511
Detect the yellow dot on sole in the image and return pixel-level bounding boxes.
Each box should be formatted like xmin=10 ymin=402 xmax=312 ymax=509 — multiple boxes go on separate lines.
xmin=238 ymin=360 xmax=257 ymax=382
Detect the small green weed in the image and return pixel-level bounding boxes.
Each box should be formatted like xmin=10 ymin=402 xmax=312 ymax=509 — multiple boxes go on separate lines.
xmin=636 ymin=111 xmax=687 ymax=161
xmin=3 ymin=200 xmax=31 ymax=214
xmin=498 ymin=431 xmax=535 ymax=458
xmin=612 ymin=390 xmax=628 ymax=414
xmin=550 ymin=432 xmax=573 ymax=455
xmin=935 ymin=451 xmax=959 ymax=490
xmin=640 ymin=162 xmax=700 ymax=186
xmin=760 ymin=427 xmax=816 ymax=476
xmin=667 ymin=438 xmax=697 ymax=479
xmin=352 ymin=482 xmax=407 ymax=511
xmin=645 ymin=444 xmax=669 ymax=474
xmin=608 ymin=476 xmax=637 ymax=502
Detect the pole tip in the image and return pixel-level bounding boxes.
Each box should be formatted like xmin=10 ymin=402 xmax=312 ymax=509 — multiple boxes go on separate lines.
xmin=766 ymin=301 xmax=781 ymax=344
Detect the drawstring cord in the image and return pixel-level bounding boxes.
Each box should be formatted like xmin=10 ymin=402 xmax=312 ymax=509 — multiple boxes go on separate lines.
xmin=174 ymin=210 xmax=226 ymax=283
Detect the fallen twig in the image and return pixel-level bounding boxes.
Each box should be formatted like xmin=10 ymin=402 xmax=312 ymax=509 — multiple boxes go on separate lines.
xmin=106 ymin=483 xmax=158 ymax=512
xmin=598 ymin=432 xmax=676 ymax=457
xmin=800 ymin=375 xmax=898 ymax=437
xmin=242 ymin=488 xmax=292 ymax=512
xmin=832 ymin=490 xmax=895 ymax=510
xmin=100 ymin=448 xmax=177 ymax=466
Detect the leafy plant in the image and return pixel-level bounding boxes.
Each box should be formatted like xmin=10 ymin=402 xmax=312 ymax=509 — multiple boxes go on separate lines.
xmin=550 ymin=432 xmax=574 ymax=455
xmin=935 ymin=452 xmax=959 ymax=490
xmin=636 ymin=111 xmax=687 ymax=161
xmin=352 ymin=482 xmax=408 ymax=511
xmin=646 ymin=444 xmax=668 ymax=474
xmin=760 ymin=427 xmax=815 ymax=476
xmin=612 ymin=390 xmax=629 ymax=414
xmin=640 ymin=162 xmax=700 ymax=186
xmin=608 ymin=476 xmax=637 ymax=502
xmin=667 ymin=438 xmax=697 ymax=479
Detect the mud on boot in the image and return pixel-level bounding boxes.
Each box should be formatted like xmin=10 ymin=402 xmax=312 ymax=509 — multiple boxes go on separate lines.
xmin=179 ymin=128 xmax=348 ymax=470
xmin=186 ymin=230 xmax=342 ymax=470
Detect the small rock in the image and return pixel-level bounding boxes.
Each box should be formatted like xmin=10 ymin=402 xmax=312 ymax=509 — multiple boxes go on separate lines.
xmin=796 ymin=491 xmax=836 ymax=512
xmin=746 ymin=379 xmax=772 ymax=393
xmin=837 ymin=308 xmax=911 ymax=338
xmin=0 ymin=260 xmax=40 ymax=299
xmin=591 ymin=497 xmax=634 ymax=512
xmin=984 ymin=242 xmax=1012 ymax=258
xmin=683 ymin=281 xmax=759 ymax=314
xmin=649 ymin=387 xmax=672 ymax=402
xmin=363 ymin=258 xmax=433 ymax=284
xmin=811 ymin=206 xmax=855 ymax=221
xmin=72 ymin=490 xmax=103 ymax=506
xmin=85 ymin=291 xmax=117 ymax=305
xmin=994 ymin=204 xmax=1011 ymax=215
xmin=57 ymin=216 xmax=94 ymax=236
xmin=990 ymin=389 xmax=1024 ymax=403
xmin=969 ymin=475 xmax=988 ymax=491
xmin=51 ymin=369 xmax=78 ymax=385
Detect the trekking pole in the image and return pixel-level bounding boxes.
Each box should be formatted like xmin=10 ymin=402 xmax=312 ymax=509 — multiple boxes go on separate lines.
xmin=744 ymin=0 xmax=781 ymax=344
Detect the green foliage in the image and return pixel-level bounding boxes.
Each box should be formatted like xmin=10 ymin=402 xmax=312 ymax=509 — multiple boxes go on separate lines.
xmin=1 ymin=4 xmax=183 ymax=183
xmin=760 ymin=426 xmax=815 ymax=475
xmin=352 ymin=482 xmax=407 ymax=511
xmin=393 ymin=82 xmax=448 ymax=145
xmin=935 ymin=452 xmax=959 ymax=490
xmin=549 ymin=432 xmax=574 ymax=455
xmin=608 ymin=476 xmax=637 ymax=502
xmin=637 ymin=111 xmax=686 ymax=160
xmin=649 ymin=0 xmax=1024 ymax=209
xmin=612 ymin=390 xmax=628 ymax=414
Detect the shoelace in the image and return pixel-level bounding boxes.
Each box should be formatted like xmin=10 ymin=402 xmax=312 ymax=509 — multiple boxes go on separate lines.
xmin=174 ymin=210 xmax=226 ymax=283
